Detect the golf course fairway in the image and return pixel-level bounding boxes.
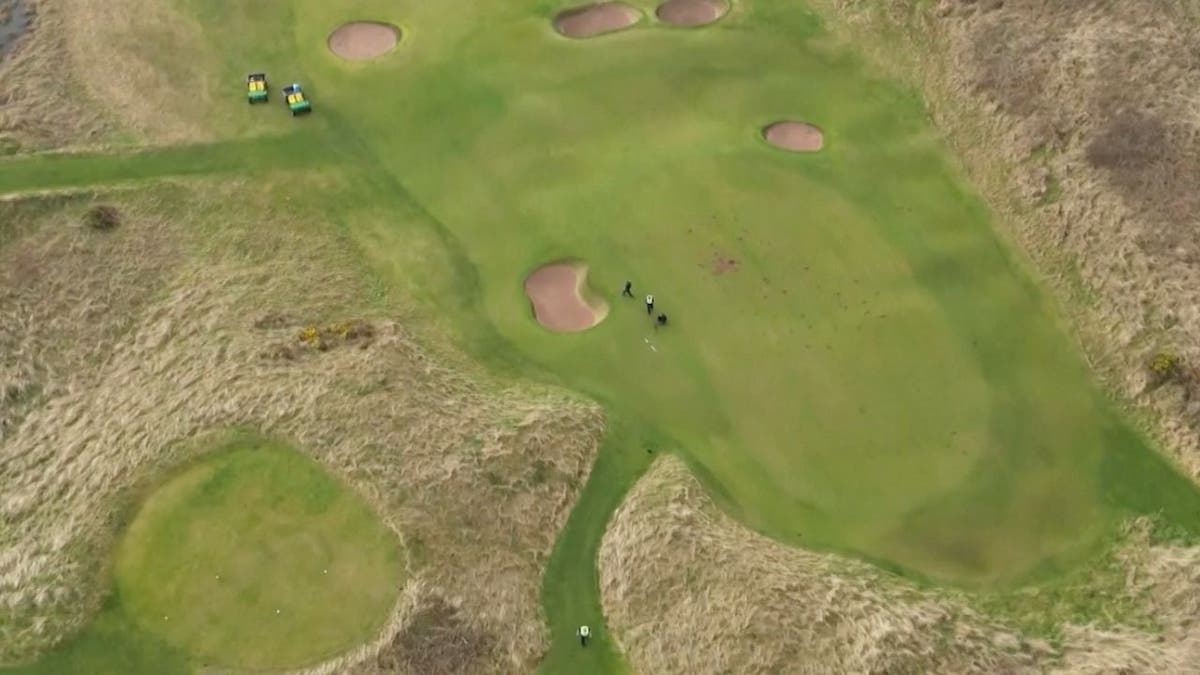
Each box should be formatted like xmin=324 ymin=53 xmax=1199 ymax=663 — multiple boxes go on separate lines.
xmin=4 ymin=0 xmax=1200 ymax=672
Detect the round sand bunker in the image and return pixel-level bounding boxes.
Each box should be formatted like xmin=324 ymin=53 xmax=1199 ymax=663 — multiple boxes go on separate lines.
xmin=763 ymin=120 xmax=824 ymax=152
xmin=524 ymin=262 xmax=608 ymax=332
xmin=328 ymin=21 xmax=400 ymax=61
xmin=656 ymin=0 xmax=728 ymax=26
xmin=554 ymin=2 xmax=641 ymax=38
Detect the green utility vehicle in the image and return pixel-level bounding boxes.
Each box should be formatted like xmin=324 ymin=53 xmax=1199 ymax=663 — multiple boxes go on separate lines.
xmin=281 ymin=83 xmax=312 ymax=116
xmin=246 ymin=72 xmax=268 ymax=104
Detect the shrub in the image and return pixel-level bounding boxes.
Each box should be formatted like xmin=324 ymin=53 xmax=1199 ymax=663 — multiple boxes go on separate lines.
xmin=1149 ymin=351 xmax=1181 ymax=381
xmin=83 ymin=204 xmax=121 ymax=231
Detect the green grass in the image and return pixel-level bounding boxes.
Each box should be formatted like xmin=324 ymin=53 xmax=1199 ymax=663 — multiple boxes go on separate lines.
xmin=5 ymin=0 xmax=1200 ymax=672
xmin=116 ymin=441 xmax=403 ymax=670
xmin=8 ymin=439 xmax=403 ymax=673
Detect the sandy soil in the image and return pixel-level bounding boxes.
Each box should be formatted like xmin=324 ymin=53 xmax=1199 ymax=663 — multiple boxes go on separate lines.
xmin=763 ymin=120 xmax=824 ymax=152
xmin=524 ymin=261 xmax=607 ymax=332
xmin=328 ymin=21 xmax=400 ymax=61
xmin=554 ymin=2 xmax=641 ymax=38
xmin=656 ymin=0 xmax=727 ymax=26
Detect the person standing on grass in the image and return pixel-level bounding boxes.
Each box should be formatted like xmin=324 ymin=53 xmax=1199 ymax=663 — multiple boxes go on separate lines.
xmin=657 ymin=313 xmax=668 ymax=326
xmin=646 ymin=294 xmax=654 ymax=315
xmin=578 ymin=625 xmax=590 ymax=647
xmin=622 ymin=280 xmax=633 ymax=297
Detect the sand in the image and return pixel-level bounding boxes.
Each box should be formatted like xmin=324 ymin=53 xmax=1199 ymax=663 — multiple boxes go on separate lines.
xmin=554 ymin=2 xmax=641 ymax=38
xmin=327 ymin=21 xmax=400 ymax=61
xmin=763 ymin=120 xmax=824 ymax=152
xmin=656 ymin=0 xmax=728 ymax=26
xmin=524 ymin=262 xmax=608 ymax=332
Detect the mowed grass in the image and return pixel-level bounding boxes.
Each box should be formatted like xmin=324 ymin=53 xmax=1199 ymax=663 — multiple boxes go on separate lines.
xmin=114 ymin=441 xmax=403 ymax=670
xmin=244 ymin=0 xmax=1200 ymax=583
xmin=6 ymin=0 xmax=1200 ymax=673
xmin=6 ymin=439 xmax=404 ymax=674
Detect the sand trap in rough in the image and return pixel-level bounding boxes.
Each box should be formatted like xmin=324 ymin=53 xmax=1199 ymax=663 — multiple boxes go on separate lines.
xmin=656 ymin=0 xmax=728 ymax=26
xmin=524 ymin=262 xmax=608 ymax=332
xmin=763 ymin=120 xmax=824 ymax=152
xmin=327 ymin=21 xmax=400 ymax=61
xmin=554 ymin=3 xmax=641 ymax=38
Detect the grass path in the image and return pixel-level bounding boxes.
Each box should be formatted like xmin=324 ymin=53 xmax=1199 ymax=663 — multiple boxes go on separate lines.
xmin=0 ymin=134 xmax=342 ymax=194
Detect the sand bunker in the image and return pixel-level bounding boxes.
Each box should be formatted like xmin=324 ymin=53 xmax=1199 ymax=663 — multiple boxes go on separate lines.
xmin=656 ymin=0 xmax=728 ymax=26
xmin=524 ymin=262 xmax=608 ymax=332
xmin=327 ymin=21 xmax=400 ymax=61
xmin=763 ymin=120 xmax=825 ymax=152
xmin=554 ymin=3 xmax=641 ymax=38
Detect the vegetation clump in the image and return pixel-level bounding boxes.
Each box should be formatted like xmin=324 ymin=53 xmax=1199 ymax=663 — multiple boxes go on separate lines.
xmin=82 ymin=204 xmax=121 ymax=231
xmin=296 ymin=319 xmax=375 ymax=351
xmin=1148 ymin=351 xmax=1182 ymax=384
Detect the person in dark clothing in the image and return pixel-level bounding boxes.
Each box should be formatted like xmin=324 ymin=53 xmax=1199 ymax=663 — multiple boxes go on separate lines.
xmin=657 ymin=313 xmax=668 ymax=326
xmin=622 ymin=280 xmax=633 ymax=297
xmin=646 ymin=294 xmax=654 ymax=315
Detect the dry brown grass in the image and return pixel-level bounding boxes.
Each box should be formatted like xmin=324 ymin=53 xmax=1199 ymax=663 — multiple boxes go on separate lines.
xmin=0 ymin=181 xmax=603 ymax=671
xmin=0 ymin=0 xmax=112 ymax=151
xmin=601 ymin=457 xmax=1041 ymax=674
xmin=61 ymin=0 xmax=215 ymax=144
xmin=814 ymin=0 xmax=1200 ymax=480
xmin=0 ymin=0 xmax=217 ymax=151
xmin=601 ymin=457 xmax=1200 ymax=674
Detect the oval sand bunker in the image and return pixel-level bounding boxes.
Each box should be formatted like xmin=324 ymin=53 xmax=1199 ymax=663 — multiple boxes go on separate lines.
xmin=554 ymin=2 xmax=641 ymax=38
xmin=656 ymin=0 xmax=728 ymax=26
xmin=524 ymin=262 xmax=608 ymax=332
xmin=763 ymin=120 xmax=824 ymax=152
xmin=328 ymin=21 xmax=400 ymax=61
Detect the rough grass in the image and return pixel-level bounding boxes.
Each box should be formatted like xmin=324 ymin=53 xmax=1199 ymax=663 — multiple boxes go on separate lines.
xmin=0 ymin=0 xmax=112 ymax=151
xmin=602 ymin=456 xmax=1200 ymax=674
xmin=0 ymin=0 xmax=220 ymax=151
xmin=0 ymin=181 xmax=604 ymax=672
xmin=61 ymin=0 xmax=215 ymax=144
xmin=820 ymin=0 xmax=1200 ymax=479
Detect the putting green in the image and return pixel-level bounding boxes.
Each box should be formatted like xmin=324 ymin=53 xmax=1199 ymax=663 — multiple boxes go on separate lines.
xmin=5 ymin=0 xmax=1200 ymax=673
xmin=113 ymin=442 xmax=403 ymax=670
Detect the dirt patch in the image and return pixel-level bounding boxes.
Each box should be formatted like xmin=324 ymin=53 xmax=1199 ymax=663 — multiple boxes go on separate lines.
xmin=372 ymin=594 xmax=494 ymax=674
xmin=524 ymin=261 xmax=608 ymax=332
xmin=553 ymin=2 xmax=641 ymax=38
xmin=711 ymin=253 xmax=738 ymax=275
xmin=328 ymin=21 xmax=401 ymax=61
xmin=656 ymin=0 xmax=727 ymax=26
xmin=762 ymin=120 xmax=824 ymax=152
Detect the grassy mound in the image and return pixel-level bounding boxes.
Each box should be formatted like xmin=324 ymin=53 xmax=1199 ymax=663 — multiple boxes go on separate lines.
xmin=114 ymin=441 xmax=403 ymax=670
